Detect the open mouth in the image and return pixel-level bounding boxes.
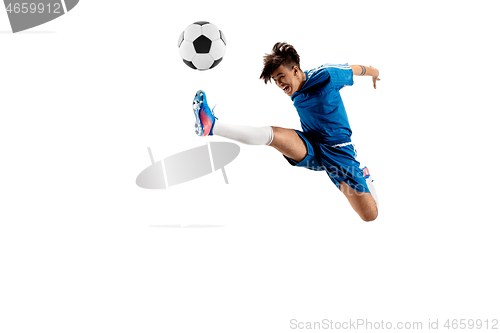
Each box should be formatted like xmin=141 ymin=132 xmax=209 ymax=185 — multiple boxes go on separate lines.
xmin=282 ymin=85 xmax=291 ymax=94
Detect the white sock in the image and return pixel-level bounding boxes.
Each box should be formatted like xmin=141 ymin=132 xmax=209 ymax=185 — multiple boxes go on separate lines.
xmin=212 ymin=121 xmax=274 ymax=146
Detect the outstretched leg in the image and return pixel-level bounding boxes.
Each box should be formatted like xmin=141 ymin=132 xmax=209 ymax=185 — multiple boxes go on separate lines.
xmin=192 ymin=90 xmax=307 ymax=162
xmin=214 ymin=123 xmax=307 ymax=162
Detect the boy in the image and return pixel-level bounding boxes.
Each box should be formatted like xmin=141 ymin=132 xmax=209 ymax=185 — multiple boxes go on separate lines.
xmin=191 ymin=42 xmax=380 ymax=221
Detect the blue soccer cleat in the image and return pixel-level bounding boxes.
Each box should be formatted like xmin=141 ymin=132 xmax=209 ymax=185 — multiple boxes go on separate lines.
xmin=192 ymin=90 xmax=217 ymax=136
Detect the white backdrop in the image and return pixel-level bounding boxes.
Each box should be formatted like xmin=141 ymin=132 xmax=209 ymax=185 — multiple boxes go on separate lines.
xmin=1 ymin=1 xmax=499 ymax=332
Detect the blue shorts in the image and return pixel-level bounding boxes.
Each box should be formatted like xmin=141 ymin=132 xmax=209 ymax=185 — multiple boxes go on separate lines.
xmin=283 ymin=130 xmax=370 ymax=193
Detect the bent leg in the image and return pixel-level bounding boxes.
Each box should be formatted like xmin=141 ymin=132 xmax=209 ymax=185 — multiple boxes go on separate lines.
xmin=339 ymin=182 xmax=378 ymax=222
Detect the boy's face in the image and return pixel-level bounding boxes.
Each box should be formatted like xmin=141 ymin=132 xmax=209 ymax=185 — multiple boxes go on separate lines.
xmin=271 ymin=65 xmax=304 ymax=96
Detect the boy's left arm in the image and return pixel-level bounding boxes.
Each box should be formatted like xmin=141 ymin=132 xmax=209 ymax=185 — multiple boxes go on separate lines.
xmin=349 ymin=65 xmax=380 ymax=89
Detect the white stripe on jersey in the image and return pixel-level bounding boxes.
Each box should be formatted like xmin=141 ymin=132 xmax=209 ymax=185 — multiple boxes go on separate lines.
xmin=308 ymin=64 xmax=351 ymax=76
xmin=331 ymin=142 xmax=352 ymax=148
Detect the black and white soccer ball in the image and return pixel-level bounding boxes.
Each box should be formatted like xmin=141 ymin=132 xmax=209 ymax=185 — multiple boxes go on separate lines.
xmin=178 ymin=21 xmax=227 ymax=71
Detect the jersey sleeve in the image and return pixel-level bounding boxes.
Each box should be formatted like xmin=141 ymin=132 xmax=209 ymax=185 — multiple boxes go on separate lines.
xmin=326 ymin=63 xmax=354 ymax=89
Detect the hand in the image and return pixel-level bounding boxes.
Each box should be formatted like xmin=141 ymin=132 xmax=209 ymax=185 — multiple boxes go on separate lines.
xmin=370 ymin=66 xmax=380 ymax=89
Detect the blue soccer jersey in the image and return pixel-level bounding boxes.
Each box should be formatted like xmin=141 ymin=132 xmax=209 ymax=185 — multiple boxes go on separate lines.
xmin=291 ymin=63 xmax=354 ymax=145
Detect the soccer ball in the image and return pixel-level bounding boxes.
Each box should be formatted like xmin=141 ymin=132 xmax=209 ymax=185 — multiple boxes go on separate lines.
xmin=178 ymin=21 xmax=227 ymax=71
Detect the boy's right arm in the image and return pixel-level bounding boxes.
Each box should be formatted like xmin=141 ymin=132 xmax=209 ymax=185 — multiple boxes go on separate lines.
xmin=349 ymin=65 xmax=380 ymax=89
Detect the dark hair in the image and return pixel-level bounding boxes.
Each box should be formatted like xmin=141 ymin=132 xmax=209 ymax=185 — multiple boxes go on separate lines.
xmin=260 ymin=42 xmax=301 ymax=84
